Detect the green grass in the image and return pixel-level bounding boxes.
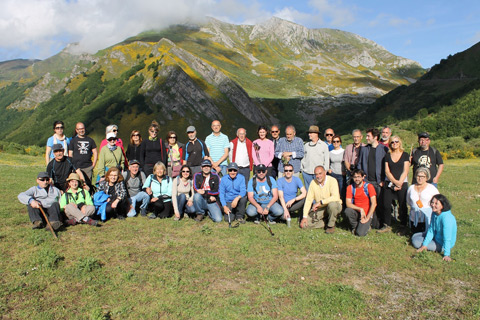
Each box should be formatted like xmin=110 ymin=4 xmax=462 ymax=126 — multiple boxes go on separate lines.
xmin=1 ymin=153 xmax=479 ymax=319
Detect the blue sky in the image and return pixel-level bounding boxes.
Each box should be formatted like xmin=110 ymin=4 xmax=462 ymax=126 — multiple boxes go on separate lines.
xmin=0 ymin=0 xmax=479 ymax=68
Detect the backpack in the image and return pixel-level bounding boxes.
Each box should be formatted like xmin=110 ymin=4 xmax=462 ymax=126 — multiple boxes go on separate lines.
xmin=252 ymin=175 xmax=273 ymax=196
xmin=65 ymin=189 xmax=86 ymax=205
xmin=50 ymin=157 xmax=75 ymax=185
xmin=124 ymin=171 xmax=145 ymax=197
xmin=351 ymin=182 xmax=370 ymax=204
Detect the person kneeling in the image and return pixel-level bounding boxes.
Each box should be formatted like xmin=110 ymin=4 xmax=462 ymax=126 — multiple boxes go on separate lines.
xmin=344 ymin=169 xmax=376 ymax=236
xmin=60 ymin=173 xmax=98 ymax=226
xmin=96 ymin=167 xmax=129 ymax=220
xmin=219 ymin=163 xmax=248 ymax=224
xmin=192 ymin=160 xmax=222 ymax=222
xmin=17 ymin=172 xmax=63 ymax=231
xmin=122 ymin=160 xmax=149 ymax=217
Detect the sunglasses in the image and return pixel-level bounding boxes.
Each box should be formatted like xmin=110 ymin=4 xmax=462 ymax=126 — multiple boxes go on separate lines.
xmin=38 ymin=178 xmax=49 ymax=181
xmin=228 ymin=169 xmax=238 ymax=172
xmin=271 ymin=130 xmax=279 ymax=133
xmin=257 ymin=170 xmax=266 ymax=173
xmin=108 ymin=138 xmax=117 ymax=142
xmin=149 ymin=130 xmax=157 ymax=133
xmin=55 ymin=126 xmax=64 ymax=130
xmin=113 ymin=129 xmax=118 ymax=132
xmin=333 ymin=140 xmax=341 ymax=143
xmin=325 ymin=133 xmax=334 ymax=136
xmin=132 ymin=134 xmax=140 ymax=137
xmin=169 ymin=136 xmax=177 ymax=139
xmin=284 ymin=169 xmax=293 ymax=172
xmin=391 ymin=141 xmax=400 ymax=144
xmin=182 ymin=170 xmax=190 ymax=173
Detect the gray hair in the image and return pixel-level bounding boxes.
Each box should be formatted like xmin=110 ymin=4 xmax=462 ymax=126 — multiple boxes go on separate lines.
xmin=286 ymin=125 xmax=296 ymax=133
xmin=106 ymin=124 xmax=118 ymax=135
xmin=352 ymin=129 xmax=361 ymax=135
xmin=415 ymin=167 xmax=431 ymax=181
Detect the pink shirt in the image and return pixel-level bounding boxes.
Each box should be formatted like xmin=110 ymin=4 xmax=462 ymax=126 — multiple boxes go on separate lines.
xmin=252 ymin=138 xmax=275 ymax=167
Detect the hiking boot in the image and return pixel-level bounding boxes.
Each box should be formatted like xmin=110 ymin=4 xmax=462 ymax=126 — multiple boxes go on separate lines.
xmin=237 ymin=218 xmax=246 ymax=224
xmin=325 ymin=227 xmax=336 ymax=234
xmin=194 ymin=214 xmax=204 ymax=222
xmin=148 ymin=213 xmax=157 ymax=219
xmin=32 ymin=220 xmax=44 ymax=229
xmin=45 ymin=221 xmax=63 ymax=231
xmin=140 ymin=208 xmax=147 ymax=217
xmin=268 ymin=220 xmax=276 ymax=225
xmin=117 ymin=215 xmax=126 ymax=220
xmin=84 ymin=217 xmax=99 ymax=227
xmin=254 ymin=219 xmax=260 ymax=224
xmin=376 ymin=225 xmax=392 ymax=233
xmin=65 ymin=218 xmax=77 ymax=226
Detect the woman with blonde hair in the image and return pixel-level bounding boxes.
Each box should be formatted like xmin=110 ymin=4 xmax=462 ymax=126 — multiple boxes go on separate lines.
xmin=378 ymin=135 xmax=410 ymax=233
xmin=140 ymin=120 xmax=167 ymax=176
xmin=143 ymin=162 xmax=173 ymax=219
xmin=96 ymin=167 xmax=129 ymax=220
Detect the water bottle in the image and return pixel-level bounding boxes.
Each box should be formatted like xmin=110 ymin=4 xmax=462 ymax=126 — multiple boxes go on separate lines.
xmin=287 ymin=217 xmax=291 ymax=227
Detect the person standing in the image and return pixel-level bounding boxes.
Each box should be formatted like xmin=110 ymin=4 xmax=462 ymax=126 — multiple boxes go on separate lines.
xmin=301 ymin=125 xmax=329 ymax=189
xmin=328 ymin=135 xmax=345 ymax=200
xmin=343 ymin=129 xmax=365 ymax=184
xmin=379 ymin=126 xmax=392 ymax=147
xmin=45 ymin=120 xmax=70 ymax=166
xmin=324 ymin=128 xmax=335 ymax=151
xmin=275 ymin=125 xmax=304 ymax=178
xmin=270 ymin=125 xmax=281 ymax=178
xmin=411 ymin=132 xmax=444 ymax=187
xmin=69 ymin=122 xmax=97 ymax=183
xmin=95 ymin=134 xmax=125 ymax=181
xmin=205 ymin=120 xmax=230 ymax=177
xmin=140 ymin=120 xmax=167 ymax=176
xmin=126 ymin=130 xmax=143 ymax=166
xmin=229 ymin=128 xmax=253 ymax=187
xmin=184 ymin=126 xmax=209 ymax=176
xmin=165 ymin=130 xmax=184 ymax=178
xmin=252 ymin=126 xmax=275 ymax=178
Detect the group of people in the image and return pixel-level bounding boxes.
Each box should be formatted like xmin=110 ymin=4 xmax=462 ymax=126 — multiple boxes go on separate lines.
xmin=17 ymin=120 xmax=457 ymax=261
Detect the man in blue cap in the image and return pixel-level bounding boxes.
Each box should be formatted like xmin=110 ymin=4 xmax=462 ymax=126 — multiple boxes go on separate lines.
xmin=192 ymin=159 xmax=222 ymax=222
xmin=219 ymin=162 xmax=247 ymax=224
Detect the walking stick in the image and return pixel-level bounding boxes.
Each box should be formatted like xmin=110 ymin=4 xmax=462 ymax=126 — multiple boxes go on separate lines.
xmin=261 ymin=212 xmax=275 ymax=236
xmin=38 ymin=206 xmax=58 ymax=240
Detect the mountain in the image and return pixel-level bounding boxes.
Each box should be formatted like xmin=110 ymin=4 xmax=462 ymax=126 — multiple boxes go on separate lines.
xmin=0 ymin=17 xmax=424 ymax=145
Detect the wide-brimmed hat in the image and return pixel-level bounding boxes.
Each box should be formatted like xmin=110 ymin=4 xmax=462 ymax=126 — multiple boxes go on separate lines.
xmin=307 ymin=125 xmax=320 ymax=134
xmin=66 ymin=173 xmax=82 ymax=184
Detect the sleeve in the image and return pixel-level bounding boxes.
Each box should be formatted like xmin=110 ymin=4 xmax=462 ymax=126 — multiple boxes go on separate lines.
xmin=247 ymin=179 xmax=253 ymax=193
xmin=84 ymin=190 xmax=94 ymax=206
xmin=346 ymin=185 xmax=353 ymax=200
xmin=270 ymin=177 xmax=278 ymax=190
xmin=18 ymin=186 xmax=36 ymax=205
xmin=265 ymin=141 xmax=275 ymax=166
xmin=119 ymin=149 xmax=125 ymax=170
xmin=442 ymin=214 xmax=456 ymax=257
xmin=239 ymin=178 xmax=246 ymax=197
xmin=294 ymin=138 xmax=304 ymax=159
xmin=205 ymin=135 xmax=212 ymax=150
xmin=142 ymin=174 xmax=152 ymax=189
xmin=277 ymin=178 xmax=284 ymax=191
xmin=435 ymin=149 xmax=444 ymax=165
xmin=303 ymin=185 xmax=315 ymax=218
xmin=219 ymin=180 xmax=227 ymax=207
xmin=59 ymin=193 xmax=67 ymax=209
xmin=229 ymin=141 xmax=234 ymax=163
xmin=208 ymin=175 xmax=220 ymax=196
xmin=116 ymin=182 xmax=127 ymax=200
xmin=46 ymin=161 xmax=53 ymax=178
xmin=296 ymin=177 xmax=305 ymax=189
xmin=367 ymin=184 xmax=377 ymax=197
xmin=422 ymin=216 xmax=435 ymax=247
xmin=140 ymin=142 xmax=146 ymax=168
xmin=46 ymin=136 xmax=54 ymax=148
xmin=319 ymin=177 xmax=341 ymax=205
xmin=95 ymin=148 xmax=106 ymax=177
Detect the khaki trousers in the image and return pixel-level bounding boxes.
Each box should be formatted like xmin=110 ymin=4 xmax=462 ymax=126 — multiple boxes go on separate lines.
xmin=64 ymin=203 xmax=95 ymax=222
xmin=306 ymin=201 xmax=342 ymax=229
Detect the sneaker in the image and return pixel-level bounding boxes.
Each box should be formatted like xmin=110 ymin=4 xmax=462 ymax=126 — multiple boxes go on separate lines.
xmin=65 ymin=218 xmax=77 ymax=226
xmin=173 ymin=216 xmax=181 ymax=221
xmin=45 ymin=220 xmax=63 ymax=231
xmin=325 ymin=227 xmax=336 ymax=234
xmin=268 ymin=220 xmax=276 ymax=225
xmin=254 ymin=220 xmax=260 ymax=224
xmin=84 ymin=217 xmax=99 ymax=227
xmin=148 ymin=213 xmax=157 ymax=219
xmin=194 ymin=214 xmax=204 ymax=222
xmin=376 ymin=225 xmax=392 ymax=233
xmin=32 ymin=220 xmax=44 ymax=229
xmin=237 ymin=218 xmax=246 ymax=224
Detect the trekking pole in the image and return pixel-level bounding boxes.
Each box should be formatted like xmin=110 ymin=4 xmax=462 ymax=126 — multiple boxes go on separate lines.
xmin=227 ymin=211 xmax=232 ymax=228
xmin=38 ymin=206 xmax=58 ymax=240
xmin=261 ymin=213 xmax=275 ymax=236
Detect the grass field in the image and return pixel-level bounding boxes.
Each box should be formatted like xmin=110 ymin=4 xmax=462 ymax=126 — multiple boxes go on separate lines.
xmin=0 ymin=153 xmax=479 ymax=319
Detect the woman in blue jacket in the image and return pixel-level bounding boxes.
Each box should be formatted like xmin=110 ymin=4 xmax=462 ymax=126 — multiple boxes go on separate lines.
xmin=144 ymin=162 xmax=173 ymax=219
xmin=412 ymin=194 xmax=457 ymax=262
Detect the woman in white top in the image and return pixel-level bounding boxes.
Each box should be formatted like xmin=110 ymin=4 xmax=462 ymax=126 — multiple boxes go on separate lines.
xmin=328 ymin=135 xmax=345 ymax=198
xmin=407 ymin=167 xmax=439 ymax=234
xmin=172 ymin=165 xmax=195 ymax=220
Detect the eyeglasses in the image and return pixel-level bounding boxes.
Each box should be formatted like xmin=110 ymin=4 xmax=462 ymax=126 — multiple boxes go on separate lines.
xmin=271 ymin=130 xmax=279 ymax=133
xmin=169 ymin=136 xmax=177 ymax=139
xmin=38 ymin=178 xmax=49 ymax=181
xmin=417 ymin=175 xmax=427 ymax=178
xmin=182 ymin=170 xmax=190 ymax=173
xmin=228 ymin=169 xmax=238 ymax=172
xmin=333 ymin=140 xmax=341 ymax=143
xmin=76 ymin=127 xmax=85 ymax=131
xmin=149 ymin=130 xmax=157 ymax=133
xmin=325 ymin=133 xmax=334 ymax=136
xmin=284 ymin=169 xmax=293 ymax=172
xmin=55 ymin=126 xmax=64 ymax=130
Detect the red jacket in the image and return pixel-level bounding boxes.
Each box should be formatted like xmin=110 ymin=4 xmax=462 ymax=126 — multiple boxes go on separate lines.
xmin=231 ymin=137 xmax=253 ymax=170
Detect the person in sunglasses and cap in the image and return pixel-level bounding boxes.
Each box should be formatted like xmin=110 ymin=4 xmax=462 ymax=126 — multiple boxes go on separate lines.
xmin=18 ymin=172 xmax=63 ymax=231
xmin=219 ymin=162 xmax=248 ymax=224
xmin=246 ymin=164 xmax=283 ymax=224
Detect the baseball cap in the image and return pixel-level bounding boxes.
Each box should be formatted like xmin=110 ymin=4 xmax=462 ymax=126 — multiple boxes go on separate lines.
xmin=418 ymin=132 xmax=430 ymax=139
xmin=256 ymin=164 xmax=267 ymax=172
xmin=37 ymin=172 xmax=50 ymax=179
xmin=201 ymin=159 xmax=212 ymax=167
xmin=227 ymin=162 xmax=239 ymax=171
xmin=186 ymin=126 xmax=196 ymax=133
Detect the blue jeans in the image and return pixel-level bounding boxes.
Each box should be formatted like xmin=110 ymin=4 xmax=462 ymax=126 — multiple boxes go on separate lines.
xmin=412 ymin=232 xmax=443 ymax=252
xmin=127 ymin=191 xmax=150 ymax=217
xmin=177 ymin=194 xmax=196 ymax=217
xmin=193 ymin=193 xmax=222 ymax=222
xmin=213 ymin=165 xmax=227 ymax=178
xmin=246 ymin=202 xmax=283 ymax=222
xmin=302 ymin=172 xmax=315 ymax=191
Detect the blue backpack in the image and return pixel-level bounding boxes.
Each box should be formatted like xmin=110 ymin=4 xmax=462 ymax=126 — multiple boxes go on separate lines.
xmin=351 ymin=182 xmax=370 ymax=204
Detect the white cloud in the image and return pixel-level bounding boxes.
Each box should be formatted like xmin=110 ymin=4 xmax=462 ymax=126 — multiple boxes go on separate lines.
xmin=307 ymin=0 xmax=355 ymax=27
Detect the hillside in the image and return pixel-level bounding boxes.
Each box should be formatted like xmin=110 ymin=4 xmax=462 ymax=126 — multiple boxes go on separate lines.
xmin=0 ymin=17 xmax=424 ymax=145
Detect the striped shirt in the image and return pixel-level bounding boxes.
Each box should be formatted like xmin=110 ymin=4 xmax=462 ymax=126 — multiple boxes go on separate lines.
xmin=205 ymin=132 xmax=230 ymax=166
